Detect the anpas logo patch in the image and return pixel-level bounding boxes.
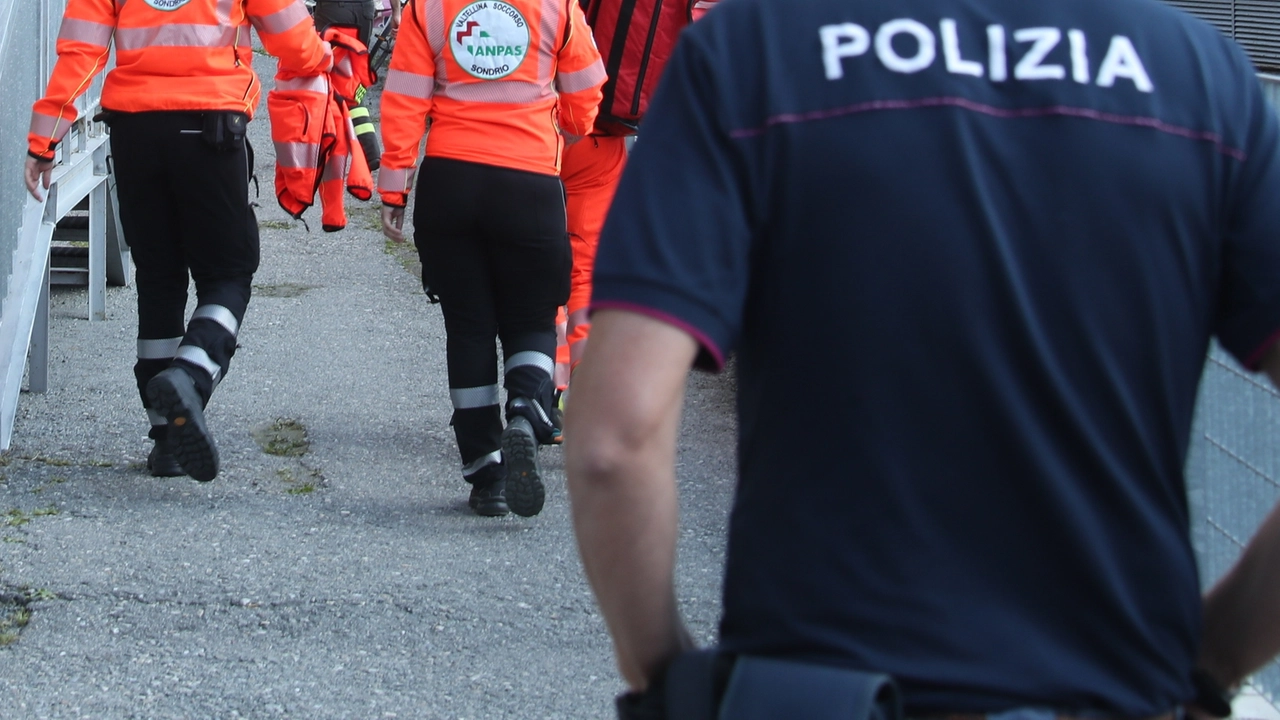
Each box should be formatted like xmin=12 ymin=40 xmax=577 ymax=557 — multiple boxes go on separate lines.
xmin=450 ymin=1 xmax=530 ymax=80
xmin=144 ymin=0 xmax=194 ymax=9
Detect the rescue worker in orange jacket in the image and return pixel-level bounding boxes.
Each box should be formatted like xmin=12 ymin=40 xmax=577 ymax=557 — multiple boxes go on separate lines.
xmin=378 ymin=0 xmax=605 ymax=518
xmin=24 ymin=0 xmax=332 ymax=482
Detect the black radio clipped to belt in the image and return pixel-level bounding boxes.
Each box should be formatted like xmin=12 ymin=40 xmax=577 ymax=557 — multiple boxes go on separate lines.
xmin=202 ymin=111 xmax=248 ymax=152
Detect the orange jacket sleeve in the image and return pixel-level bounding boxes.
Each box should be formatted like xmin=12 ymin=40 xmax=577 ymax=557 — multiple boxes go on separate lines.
xmin=247 ymin=0 xmax=333 ymax=77
xmin=28 ymin=0 xmax=117 ymax=161
xmin=553 ymin=0 xmax=605 ymax=138
xmin=378 ymin=0 xmax=436 ymax=207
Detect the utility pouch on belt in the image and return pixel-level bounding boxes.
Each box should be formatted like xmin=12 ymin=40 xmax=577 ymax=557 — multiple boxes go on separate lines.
xmin=618 ymin=650 xmax=902 ymax=720
xmin=202 ymin=112 xmax=248 ymax=152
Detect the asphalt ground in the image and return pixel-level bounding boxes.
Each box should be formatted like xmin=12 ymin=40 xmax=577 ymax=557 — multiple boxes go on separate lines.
xmin=0 ymin=51 xmax=738 ymax=719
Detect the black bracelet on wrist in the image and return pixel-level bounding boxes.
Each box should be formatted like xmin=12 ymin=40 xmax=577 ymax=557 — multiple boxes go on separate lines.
xmin=1191 ymin=668 xmax=1235 ymax=718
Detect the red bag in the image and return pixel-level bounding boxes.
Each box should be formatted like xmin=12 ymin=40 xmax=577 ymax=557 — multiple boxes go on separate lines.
xmin=583 ymin=0 xmax=717 ymax=136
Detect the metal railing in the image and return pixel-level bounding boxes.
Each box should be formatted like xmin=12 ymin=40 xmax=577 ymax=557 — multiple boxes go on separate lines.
xmin=0 ymin=0 xmax=119 ymax=450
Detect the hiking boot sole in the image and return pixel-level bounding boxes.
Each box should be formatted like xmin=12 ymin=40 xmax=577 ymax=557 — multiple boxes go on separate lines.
xmin=146 ymin=370 xmax=219 ymax=482
xmin=502 ymin=416 xmax=544 ymax=517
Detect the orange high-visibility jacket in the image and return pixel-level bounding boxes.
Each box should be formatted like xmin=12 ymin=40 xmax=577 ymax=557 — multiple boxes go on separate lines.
xmin=378 ymin=0 xmax=606 ymax=207
xmin=271 ymin=27 xmax=374 ymax=231
xmin=29 ymin=0 xmax=332 ymax=162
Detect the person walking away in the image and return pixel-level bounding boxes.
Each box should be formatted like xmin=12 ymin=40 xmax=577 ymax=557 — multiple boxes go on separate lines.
xmin=379 ymin=0 xmax=605 ymax=517
xmin=554 ymin=0 xmax=720 ymax=413
xmin=310 ymin=0 xmax=401 ymax=169
xmin=566 ymin=0 xmax=1280 ymax=716
xmin=26 ymin=0 xmax=332 ymax=481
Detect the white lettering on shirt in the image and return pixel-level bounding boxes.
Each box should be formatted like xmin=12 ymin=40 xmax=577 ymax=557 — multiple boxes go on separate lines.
xmin=1096 ymin=35 xmax=1154 ymax=92
xmin=1013 ymin=28 xmax=1065 ymax=80
xmin=988 ymin=24 xmax=1008 ymax=82
xmin=941 ymin=19 xmax=983 ymax=77
xmin=1068 ymin=29 xmax=1090 ymax=84
xmin=875 ymin=19 xmax=936 ymax=74
xmin=817 ymin=19 xmax=1154 ymax=94
xmin=820 ymin=23 xmax=871 ymax=80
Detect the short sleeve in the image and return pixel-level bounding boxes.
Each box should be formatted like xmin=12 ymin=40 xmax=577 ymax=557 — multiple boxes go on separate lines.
xmin=589 ymin=31 xmax=753 ymax=371
xmin=1215 ymin=67 xmax=1280 ymax=369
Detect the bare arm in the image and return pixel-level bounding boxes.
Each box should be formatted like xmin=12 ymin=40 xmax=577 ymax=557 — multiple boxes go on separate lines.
xmin=565 ymin=309 xmax=700 ymax=691
xmin=1197 ymin=344 xmax=1280 ymax=690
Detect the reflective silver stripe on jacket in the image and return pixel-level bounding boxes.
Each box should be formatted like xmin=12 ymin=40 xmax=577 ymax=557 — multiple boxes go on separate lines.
xmin=334 ymin=54 xmax=354 ymax=78
xmin=147 ymin=408 xmax=166 ymax=427
xmin=378 ymin=167 xmax=415 ymax=194
xmin=29 ymin=111 xmax=72 ymax=142
xmin=505 ymin=351 xmax=554 ymax=377
xmin=59 ymin=17 xmax=115 ymax=47
xmin=462 ymin=450 xmax=502 ymax=477
xmin=250 ymin=0 xmax=310 ymax=35
xmin=115 ymin=24 xmax=250 ymax=51
xmin=321 ymin=153 xmax=346 ymax=182
xmin=556 ymin=58 xmax=606 ymax=94
xmin=275 ymin=141 xmax=321 ymax=169
xmin=384 ymin=69 xmax=434 ymax=100
xmin=275 ymin=76 xmax=328 ymax=93
xmin=423 ymin=0 xmax=446 ymax=55
xmin=214 ymin=0 xmax=235 ymax=25
xmin=442 ymin=80 xmax=550 ymax=104
xmin=176 ymin=345 xmax=222 ymax=385
xmin=191 ymin=305 xmax=239 ymax=338
xmin=450 ymin=385 xmax=501 ymax=410
xmin=536 ymin=0 xmax=562 ymax=83
xmin=137 ymin=337 xmax=183 ymax=360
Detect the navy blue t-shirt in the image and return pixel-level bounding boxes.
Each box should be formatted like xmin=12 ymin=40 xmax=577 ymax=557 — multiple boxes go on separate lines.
xmin=591 ymin=0 xmax=1280 ymax=714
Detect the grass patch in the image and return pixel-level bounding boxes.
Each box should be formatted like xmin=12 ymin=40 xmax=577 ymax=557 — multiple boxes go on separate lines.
xmin=0 ymin=598 xmax=32 ymax=647
xmin=253 ymin=282 xmax=317 ymax=299
xmin=25 ymin=456 xmax=71 ymax=467
xmin=3 ymin=510 xmax=29 ymax=528
xmin=383 ymin=238 xmax=422 ymax=277
xmin=4 ymin=506 xmax=58 ymax=527
xmin=258 ymin=219 xmax=295 ymax=230
xmin=253 ymin=419 xmax=310 ymax=457
xmin=2 ymin=537 xmax=25 ymax=544
xmin=275 ymin=466 xmax=323 ymax=496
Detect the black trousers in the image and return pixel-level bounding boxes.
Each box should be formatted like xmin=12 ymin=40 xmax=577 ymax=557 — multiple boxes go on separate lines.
xmin=109 ymin=111 xmax=258 ymax=439
xmin=413 ymin=157 xmax=570 ymax=482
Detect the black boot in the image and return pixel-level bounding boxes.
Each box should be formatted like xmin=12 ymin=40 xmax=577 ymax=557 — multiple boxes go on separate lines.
xmin=146 ymin=439 xmax=185 ymax=478
xmin=467 ymin=464 xmax=509 ymax=517
xmin=146 ymin=366 xmax=219 ymax=482
xmin=502 ymin=397 xmax=551 ymax=517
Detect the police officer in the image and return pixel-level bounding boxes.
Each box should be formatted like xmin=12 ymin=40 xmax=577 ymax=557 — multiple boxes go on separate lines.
xmin=26 ymin=0 xmax=332 ymax=481
xmin=378 ymin=0 xmax=605 ymax=517
xmin=567 ymin=0 xmax=1280 ymax=715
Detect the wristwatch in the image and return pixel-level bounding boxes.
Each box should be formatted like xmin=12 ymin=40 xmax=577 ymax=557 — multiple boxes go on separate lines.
xmin=1191 ymin=668 xmax=1236 ymax=718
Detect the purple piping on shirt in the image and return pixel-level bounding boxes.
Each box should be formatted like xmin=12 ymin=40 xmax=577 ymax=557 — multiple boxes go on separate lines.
xmin=590 ymin=300 xmax=727 ymax=370
xmin=730 ymin=96 xmax=1248 ymax=162
xmin=1244 ymin=327 xmax=1280 ymax=370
